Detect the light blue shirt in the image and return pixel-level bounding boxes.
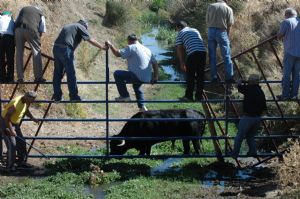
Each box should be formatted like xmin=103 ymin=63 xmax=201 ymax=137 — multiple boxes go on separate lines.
xmin=120 ymin=41 xmax=157 ymax=83
xmin=176 ymin=27 xmax=206 ymax=56
xmin=39 ymin=16 xmax=46 ymax=33
xmin=278 ymin=17 xmax=300 ymax=57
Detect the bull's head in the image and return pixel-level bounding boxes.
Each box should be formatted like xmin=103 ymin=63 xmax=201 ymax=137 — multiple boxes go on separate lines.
xmin=110 ymin=139 xmax=127 ymax=155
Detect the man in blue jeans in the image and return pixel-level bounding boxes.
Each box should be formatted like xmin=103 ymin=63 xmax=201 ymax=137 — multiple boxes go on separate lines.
xmin=52 ymin=20 xmax=107 ymax=102
xmin=277 ymin=8 xmax=300 ymax=100
xmin=206 ymin=0 xmax=234 ymax=83
xmin=105 ymin=34 xmax=159 ymax=112
xmin=231 ymin=74 xmax=267 ymax=158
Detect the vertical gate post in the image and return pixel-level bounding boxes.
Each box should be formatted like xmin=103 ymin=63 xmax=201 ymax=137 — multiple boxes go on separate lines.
xmin=105 ymin=48 xmax=109 ymax=157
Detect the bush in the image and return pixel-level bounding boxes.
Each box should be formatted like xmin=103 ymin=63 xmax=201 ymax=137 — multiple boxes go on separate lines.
xmin=277 ymin=140 xmax=300 ymax=190
xmin=149 ymin=0 xmax=166 ymax=12
xmin=104 ymin=1 xmax=128 ymax=27
xmin=155 ymin=27 xmax=177 ymax=44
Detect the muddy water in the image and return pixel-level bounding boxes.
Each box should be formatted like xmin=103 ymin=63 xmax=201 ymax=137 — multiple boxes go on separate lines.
xmin=140 ymin=28 xmax=184 ymax=81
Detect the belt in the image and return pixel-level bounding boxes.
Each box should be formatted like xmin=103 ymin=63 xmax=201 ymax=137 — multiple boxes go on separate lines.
xmin=18 ymin=23 xmax=27 ymax=29
xmin=54 ymin=43 xmax=68 ymax=48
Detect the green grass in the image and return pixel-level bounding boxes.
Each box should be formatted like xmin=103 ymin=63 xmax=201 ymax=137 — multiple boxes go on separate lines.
xmin=146 ymin=84 xmax=203 ymax=111
xmin=105 ymin=177 xmax=205 ymax=199
xmin=0 ymin=173 xmax=92 ymax=199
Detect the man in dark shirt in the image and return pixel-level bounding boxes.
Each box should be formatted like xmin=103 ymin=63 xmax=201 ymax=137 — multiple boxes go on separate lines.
xmin=52 ymin=20 xmax=107 ymax=101
xmin=231 ymin=74 xmax=267 ymax=158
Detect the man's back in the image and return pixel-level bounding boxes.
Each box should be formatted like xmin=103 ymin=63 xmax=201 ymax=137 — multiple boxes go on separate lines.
xmin=206 ymin=1 xmax=234 ymax=30
xmin=54 ymin=23 xmax=90 ymax=50
xmin=175 ymin=27 xmax=206 ymax=56
xmin=120 ymin=41 xmax=156 ymax=82
xmin=279 ymin=17 xmax=300 ymax=57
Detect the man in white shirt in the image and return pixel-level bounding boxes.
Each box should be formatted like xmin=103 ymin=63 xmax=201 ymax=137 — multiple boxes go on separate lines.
xmin=105 ymin=34 xmax=159 ymax=112
xmin=0 ymin=11 xmax=15 ymax=83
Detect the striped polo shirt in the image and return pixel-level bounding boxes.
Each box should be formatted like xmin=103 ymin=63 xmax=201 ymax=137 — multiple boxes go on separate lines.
xmin=175 ymin=27 xmax=206 ymax=56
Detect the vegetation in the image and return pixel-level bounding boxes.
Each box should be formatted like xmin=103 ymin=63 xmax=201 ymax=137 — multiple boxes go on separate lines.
xmin=103 ymin=1 xmax=129 ymax=27
xmin=155 ymin=27 xmax=177 ymax=44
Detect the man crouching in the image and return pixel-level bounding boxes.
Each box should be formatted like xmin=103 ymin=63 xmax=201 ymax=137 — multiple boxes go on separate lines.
xmin=0 ymin=91 xmax=39 ymax=171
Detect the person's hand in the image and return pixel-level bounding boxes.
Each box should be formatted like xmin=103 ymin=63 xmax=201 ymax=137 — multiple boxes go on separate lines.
xmin=102 ymin=45 xmax=109 ymax=51
xmin=105 ymin=41 xmax=112 ymax=48
xmin=180 ymin=63 xmax=186 ymax=72
xmin=5 ymin=128 xmax=16 ymax=137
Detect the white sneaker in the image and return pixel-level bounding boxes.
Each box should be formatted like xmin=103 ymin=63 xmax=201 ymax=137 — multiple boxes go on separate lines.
xmin=115 ymin=96 xmax=131 ymax=102
xmin=139 ymin=106 xmax=148 ymax=112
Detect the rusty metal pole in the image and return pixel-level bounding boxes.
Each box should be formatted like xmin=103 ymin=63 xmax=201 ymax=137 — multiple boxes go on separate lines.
xmin=202 ymin=97 xmax=224 ymax=162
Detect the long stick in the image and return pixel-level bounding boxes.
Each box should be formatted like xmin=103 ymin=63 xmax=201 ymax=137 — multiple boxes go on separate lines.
xmin=16 ymin=136 xmax=49 ymax=159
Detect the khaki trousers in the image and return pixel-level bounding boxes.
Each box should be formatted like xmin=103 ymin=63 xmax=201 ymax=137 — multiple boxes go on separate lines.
xmin=15 ymin=27 xmax=43 ymax=80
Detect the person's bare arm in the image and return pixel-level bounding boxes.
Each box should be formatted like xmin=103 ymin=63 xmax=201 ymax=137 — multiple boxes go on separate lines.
xmin=176 ymin=45 xmax=186 ymax=72
xmin=105 ymin=41 xmax=121 ymax=57
xmin=151 ymin=62 xmax=159 ymax=84
xmin=88 ymin=38 xmax=108 ymax=50
xmin=4 ymin=106 xmax=17 ymax=136
xmin=25 ymin=109 xmax=39 ymax=124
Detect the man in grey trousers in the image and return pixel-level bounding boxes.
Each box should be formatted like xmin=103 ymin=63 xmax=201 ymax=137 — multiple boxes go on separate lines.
xmin=15 ymin=6 xmax=46 ymax=83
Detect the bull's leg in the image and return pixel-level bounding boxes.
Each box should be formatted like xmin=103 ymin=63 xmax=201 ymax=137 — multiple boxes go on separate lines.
xmin=192 ymin=140 xmax=201 ymax=154
xmin=182 ymin=140 xmax=190 ymax=154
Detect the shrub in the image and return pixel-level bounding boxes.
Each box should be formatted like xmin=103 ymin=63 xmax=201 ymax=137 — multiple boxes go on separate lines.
xmin=103 ymin=1 xmax=128 ymax=27
xmin=277 ymin=140 xmax=300 ymax=190
xmin=149 ymin=0 xmax=166 ymax=12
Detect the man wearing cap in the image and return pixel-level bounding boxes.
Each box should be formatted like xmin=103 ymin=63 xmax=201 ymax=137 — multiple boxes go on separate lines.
xmin=0 ymin=91 xmax=39 ymax=170
xmin=231 ymin=74 xmax=267 ymax=158
xmin=105 ymin=34 xmax=159 ymax=112
xmin=206 ymin=0 xmax=234 ymax=83
xmin=15 ymin=6 xmax=46 ymax=83
xmin=277 ymin=8 xmax=300 ymax=100
xmin=52 ymin=20 xmax=107 ymax=102
xmin=0 ymin=10 xmax=15 ymax=83
xmin=174 ymin=20 xmax=206 ymax=102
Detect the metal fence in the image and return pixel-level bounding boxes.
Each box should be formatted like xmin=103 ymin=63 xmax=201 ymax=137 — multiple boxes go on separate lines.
xmin=0 ymin=36 xmax=299 ymax=168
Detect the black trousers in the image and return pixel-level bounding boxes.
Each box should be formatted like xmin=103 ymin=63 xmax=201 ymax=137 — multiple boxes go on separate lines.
xmin=0 ymin=34 xmax=15 ymax=82
xmin=185 ymin=51 xmax=206 ymax=100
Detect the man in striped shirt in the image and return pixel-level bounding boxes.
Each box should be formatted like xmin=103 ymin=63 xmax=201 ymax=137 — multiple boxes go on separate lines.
xmin=175 ymin=20 xmax=206 ymax=101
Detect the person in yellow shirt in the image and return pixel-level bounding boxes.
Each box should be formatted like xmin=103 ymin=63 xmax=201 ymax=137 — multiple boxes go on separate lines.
xmin=0 ymin=91 xmax=38 ymax=171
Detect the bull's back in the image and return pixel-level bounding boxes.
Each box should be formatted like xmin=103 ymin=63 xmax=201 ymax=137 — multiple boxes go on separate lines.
xmin=120 ymin=109 xmax=205 ymax=137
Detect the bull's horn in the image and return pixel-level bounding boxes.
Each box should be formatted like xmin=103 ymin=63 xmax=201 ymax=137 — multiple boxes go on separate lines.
xmin=117 ymin=140 xmax=125 ymax=146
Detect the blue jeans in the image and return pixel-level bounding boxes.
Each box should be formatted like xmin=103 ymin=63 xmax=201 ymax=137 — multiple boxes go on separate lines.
xmin=232 ymin=116 xmax=261 ymax=157
xmin=281 ymin=53 xmax=300 ymax=98
xmin=114 ymin=70 xmax=144 ymax=108
xmin=208 ymin=27 xmax=233 ymax=80
xmin=53 ymin=46 xmax=79 ymax=99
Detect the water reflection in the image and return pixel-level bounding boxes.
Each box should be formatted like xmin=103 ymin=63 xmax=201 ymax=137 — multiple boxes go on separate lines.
xmin=141 ymin=28 xmax=184 ymax=81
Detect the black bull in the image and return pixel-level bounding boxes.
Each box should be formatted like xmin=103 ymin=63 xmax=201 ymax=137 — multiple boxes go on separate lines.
xmin=110 ymin=109 xmax=206 ymax=155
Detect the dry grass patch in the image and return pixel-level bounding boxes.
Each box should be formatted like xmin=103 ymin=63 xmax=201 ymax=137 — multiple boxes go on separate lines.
xmin=277 ymin=140 xmax=300 ymax=191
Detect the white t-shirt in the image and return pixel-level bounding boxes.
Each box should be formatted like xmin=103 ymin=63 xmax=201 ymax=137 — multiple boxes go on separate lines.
xmin=120 ymin=41 xmax=157 ymax=83
xmin=0 ymin=14 xmax=14 ymax=35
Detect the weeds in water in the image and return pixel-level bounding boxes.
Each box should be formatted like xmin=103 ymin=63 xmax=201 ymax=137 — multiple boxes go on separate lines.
xmin=156 ymin=27 xmax=177 ymax=44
